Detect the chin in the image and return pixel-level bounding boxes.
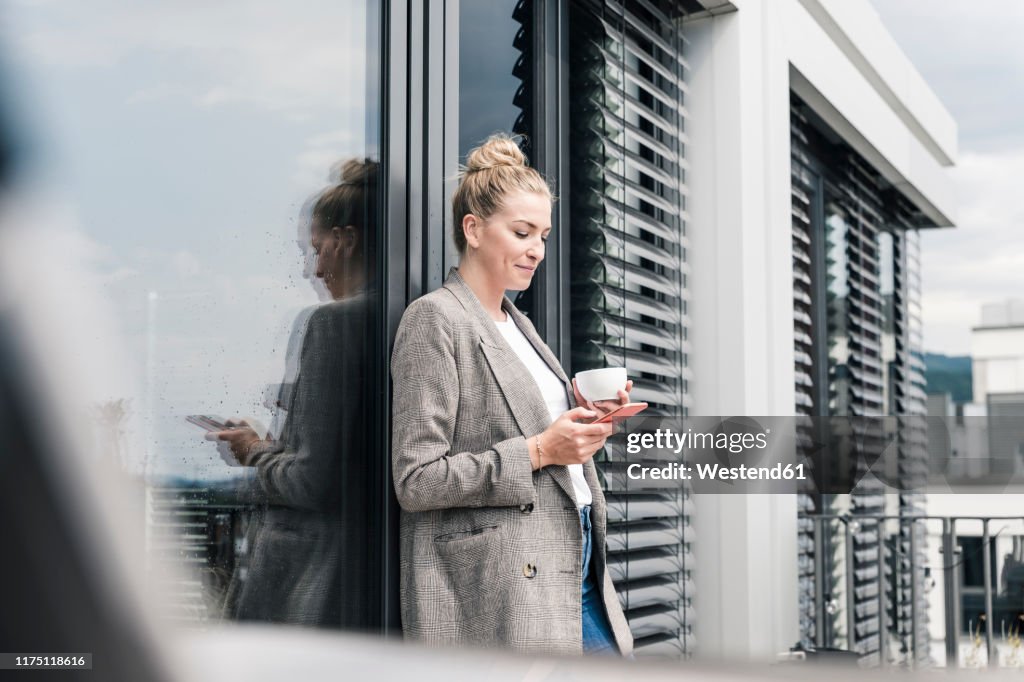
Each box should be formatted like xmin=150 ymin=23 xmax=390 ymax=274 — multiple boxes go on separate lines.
xmin=507 ymin=274 xmax=534 ymax=291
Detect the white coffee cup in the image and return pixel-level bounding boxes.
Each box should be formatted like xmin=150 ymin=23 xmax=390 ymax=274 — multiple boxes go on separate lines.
xmin=574 ymin=367 xmax=628 ymax=402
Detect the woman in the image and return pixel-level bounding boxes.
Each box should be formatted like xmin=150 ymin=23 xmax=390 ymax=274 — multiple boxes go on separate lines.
xmin=391 ymin=134 xmax=634 ymax=656
xmin=209 ymin=159 xmax=378 ymax=628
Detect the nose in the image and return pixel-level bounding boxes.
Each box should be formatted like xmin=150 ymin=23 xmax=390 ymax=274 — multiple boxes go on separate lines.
xmin=526 ymin=238 xmax=544 ymax=262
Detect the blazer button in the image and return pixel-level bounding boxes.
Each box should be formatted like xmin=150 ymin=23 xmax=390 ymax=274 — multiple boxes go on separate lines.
xmin=523 ymin=563 xmax=537 ymax=579
xmin=519 ymin=503 xmax=534 ymax=514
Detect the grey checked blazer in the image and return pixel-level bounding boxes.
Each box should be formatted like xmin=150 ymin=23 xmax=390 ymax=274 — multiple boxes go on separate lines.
xmin=391 ymin=267 xmax=633 ymax=656
xmin=225 ymin=295 xmax=374 ymax=628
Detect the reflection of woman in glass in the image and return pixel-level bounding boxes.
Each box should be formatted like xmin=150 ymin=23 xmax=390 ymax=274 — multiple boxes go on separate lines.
xmin=391 ymin=134 xmax=634 ymax=655
xmin=210 ymin=159 xmax=377 ymax=628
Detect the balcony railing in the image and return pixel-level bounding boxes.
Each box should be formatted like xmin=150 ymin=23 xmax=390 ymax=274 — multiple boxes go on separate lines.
xmin=805 ymin=513 xmax=1024 ymax=669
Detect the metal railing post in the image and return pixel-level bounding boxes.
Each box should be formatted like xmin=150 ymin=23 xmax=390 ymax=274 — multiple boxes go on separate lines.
xmin=877 ymin=519 xmax=887 ymax=666
xmin=983 ymin=519 xmax=995 ymax=666
xmin=845 ymin=520 xmax=856 ymax=652
xmin=942 ymin=518 xmax=958 ymax=666
xmin=909 ymin=518 xmax=918 ymax=669
xmin=814 ymin=516 xmax=826 ymax=648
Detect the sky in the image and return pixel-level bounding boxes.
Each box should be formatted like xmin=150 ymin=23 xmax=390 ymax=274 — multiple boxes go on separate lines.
xmin=869 ymin=0 xmax=1024 ymax=355
xmin=1 ymin=0 xmax=371 ymax=480
xmin=0 ymin=0 xmax=1016 ymax=479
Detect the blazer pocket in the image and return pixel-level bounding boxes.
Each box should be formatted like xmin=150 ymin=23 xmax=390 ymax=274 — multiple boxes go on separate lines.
xmin=433 ymin=525 xmax=500 ymax=544
xmin=433 ymin=525 xmax=504 ymax=618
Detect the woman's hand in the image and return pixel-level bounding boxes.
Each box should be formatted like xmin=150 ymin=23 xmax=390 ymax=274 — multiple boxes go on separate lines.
xmin=531 ymin=407 xmax=614 ymax=469
xmin=572 ymin=377 xmax=634 ymax=420
xmin=205 ymin=418 xmax=265 ymax=466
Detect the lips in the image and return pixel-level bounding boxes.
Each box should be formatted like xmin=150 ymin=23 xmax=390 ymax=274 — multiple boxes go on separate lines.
xmin=515 ymin=265 xmax=535 ymax=272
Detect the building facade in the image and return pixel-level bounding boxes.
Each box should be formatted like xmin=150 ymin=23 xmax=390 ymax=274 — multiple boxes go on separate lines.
xmin=972 ymin=300 xmax=1024 ymax=411
xmin=17 ymin=0 xmax=957 ymax=665
xmin=380 ymin=0 xmax=957 ymax=661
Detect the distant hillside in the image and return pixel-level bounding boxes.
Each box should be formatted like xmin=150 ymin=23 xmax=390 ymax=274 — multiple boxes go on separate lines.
xmin=922 ymin=352 xmax=972 ymax=403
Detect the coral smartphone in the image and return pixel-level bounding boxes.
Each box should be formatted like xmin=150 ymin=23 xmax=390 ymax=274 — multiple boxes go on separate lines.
xmin=591 ymin=402 xmax=648 ymax=423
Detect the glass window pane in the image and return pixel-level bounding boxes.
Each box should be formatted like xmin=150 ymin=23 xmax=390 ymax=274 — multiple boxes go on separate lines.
xmin=458 ymin=0 xmax=526 ymax=162
xmin=4 ymin=0 xmax=384 ymax=632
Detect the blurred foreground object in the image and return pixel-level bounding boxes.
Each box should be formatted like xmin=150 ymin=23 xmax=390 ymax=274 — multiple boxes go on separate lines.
xmin=0 ymin=63 xmax=170 ymax=681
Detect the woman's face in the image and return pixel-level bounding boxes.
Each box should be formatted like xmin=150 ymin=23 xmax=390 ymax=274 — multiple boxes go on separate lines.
xmin=466 ymin=189 xmax=552 ymax=292
xmin=310 ymin=219 xmax=347 ymax=299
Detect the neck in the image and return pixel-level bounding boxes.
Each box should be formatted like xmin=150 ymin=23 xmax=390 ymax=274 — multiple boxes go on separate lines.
xmin=456 ymin=259 xmax=506 ymax=321
xmin=331 ymin=262 xmax=368 ymax=300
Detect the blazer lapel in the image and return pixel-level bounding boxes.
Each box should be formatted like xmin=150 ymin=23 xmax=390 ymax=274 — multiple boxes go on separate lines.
xmin=443 ymin=267 xmax=580 ymax=505
xmin=504 ymin=302 xmax=573 ymax=403
xmin=478 ymin=339 xmax=553 ymax=438
xmin=479 ymin=338 xmax=579 ymax=506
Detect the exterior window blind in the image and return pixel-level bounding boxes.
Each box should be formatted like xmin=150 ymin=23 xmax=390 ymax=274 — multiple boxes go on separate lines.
xmin=887 ymin=203 xmax=931 ymax=666
xmin=837 ymin=152 xmax=887 ymax=664
xmin=791 ymin=95 xmax=931 ymax=666
xmin=569 ymin=0 xmax=693 ymax=658
xmin=790 ymin=104 xmax=819 ymax=646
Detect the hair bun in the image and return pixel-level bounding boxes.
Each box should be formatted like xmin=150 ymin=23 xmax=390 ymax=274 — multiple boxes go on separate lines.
xmin=330 ymin=157 xmax=378 ymax=184
xmin=451 ymin=132 xmax=551 ymax=255
xmin=464 ymin=133 xmax=527 ymax=173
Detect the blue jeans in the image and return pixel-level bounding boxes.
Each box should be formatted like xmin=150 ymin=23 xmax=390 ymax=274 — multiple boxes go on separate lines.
xmin=580 ymin=505 xmax=619 ymax=656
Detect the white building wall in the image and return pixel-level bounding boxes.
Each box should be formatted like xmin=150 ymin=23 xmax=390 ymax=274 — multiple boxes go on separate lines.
xmin=971 ymin=326 xmax=1024 ymax=400
xmin=685 ymin=0 xmax=798 ymax=662
xmin=683 ymin=0 xmax=956 ymax=662
xmin=980 ymin=299 xmax=1024 ymax=327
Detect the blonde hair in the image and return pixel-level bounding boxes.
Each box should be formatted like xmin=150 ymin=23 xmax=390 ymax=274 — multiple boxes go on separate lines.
xmin=311 ymin=158 xmax=379 ymax=235
xmin=452 ymin=133 xmax=553 ymax=254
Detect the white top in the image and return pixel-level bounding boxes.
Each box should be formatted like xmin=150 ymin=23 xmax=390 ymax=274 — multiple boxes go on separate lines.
xmin=494 ymin=314 xmax=592 ymax=508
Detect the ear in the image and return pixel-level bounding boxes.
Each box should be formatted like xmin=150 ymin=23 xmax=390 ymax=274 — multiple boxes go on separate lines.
xmin=329 ymin=225 xmax=344 ymax=250
xmin=340 ymin=225 xmax=360 ymax=258
xmin=462 ymin=214 xmax=482 ymax=250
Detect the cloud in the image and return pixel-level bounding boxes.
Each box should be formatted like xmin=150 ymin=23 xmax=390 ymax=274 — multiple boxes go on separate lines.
xmin=868 ymin=2 xmax=1024 ymax=354
xmin=290 ymin=129 xmax=365 ymax=191
xmin=125 ymin=83 xmax=182 ymax=105
xmin=172 ymin=250 xmax=201 ymax=280
xmin=7 ymin=0 xmax=370 ymax=117
xmin=870 ymin=0 xmax=1024 ymax=152
xmin=919 ymin=149 xmax=1024 ymax=353
xmin=101 ymin=266 xmax=140 ymax=284
xmin=0 ymin=199 xmax=139 ymax=406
